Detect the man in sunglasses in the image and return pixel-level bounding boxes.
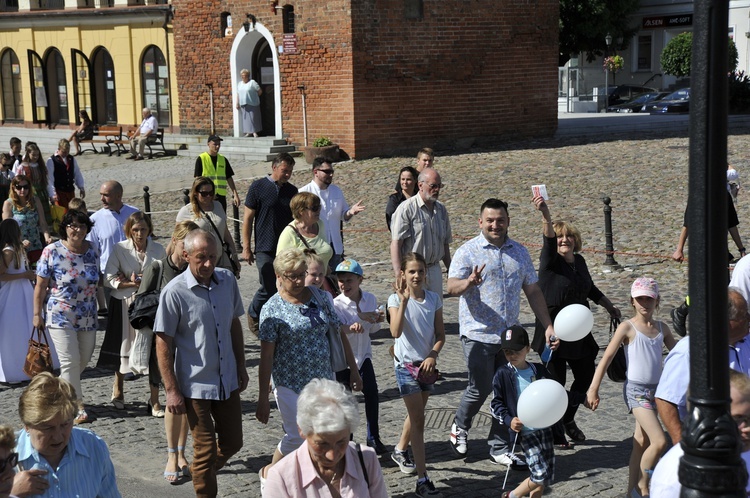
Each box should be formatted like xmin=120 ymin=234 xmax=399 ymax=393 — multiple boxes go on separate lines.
xmin=390 ymin=167 xmax=452 ymax=296
xmin=299 ymin=157 xmax=364 ymax=270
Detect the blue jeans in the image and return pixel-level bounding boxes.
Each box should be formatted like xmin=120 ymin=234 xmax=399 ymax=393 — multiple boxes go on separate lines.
xmin=248 ymin=251 xmax=277 ymax=320
xmin=453 ymin=336 xmax=510 ymax=456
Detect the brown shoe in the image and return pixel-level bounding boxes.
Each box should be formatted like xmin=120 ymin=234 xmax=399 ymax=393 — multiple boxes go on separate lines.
xmin=247 ymin=315 xmax=259 ymax=338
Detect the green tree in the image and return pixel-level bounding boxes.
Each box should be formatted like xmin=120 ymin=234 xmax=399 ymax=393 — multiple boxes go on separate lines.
xmin=559 ymin=0 xmax=641 ymax=65
xmin=660 ymin=32 xmax=739 ymax=77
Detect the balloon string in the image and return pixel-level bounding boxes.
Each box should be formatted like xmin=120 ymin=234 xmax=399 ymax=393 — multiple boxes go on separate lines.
xmin=502 ymin=432 xmax=518 ymax=490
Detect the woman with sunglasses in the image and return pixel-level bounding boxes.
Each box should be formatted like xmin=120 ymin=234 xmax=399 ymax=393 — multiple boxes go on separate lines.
xmin=2 ymin=174 xmax=52 ymax=264
xmin=13 ymin=143 xmax=52 ymax=226
xmin=276 ymin=192 xmax=334 ymax=268
xmin=176 ymin=176 xmax=240 ymax=277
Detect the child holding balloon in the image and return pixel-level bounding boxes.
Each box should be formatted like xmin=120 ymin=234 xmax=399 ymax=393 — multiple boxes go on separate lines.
xmin=491 ymin=325 xmax=558 ymax=498
xmin=389 ymin=251 xmax=445 ymax=497
xmin=586 ymin=277 xmax=676 ymax=498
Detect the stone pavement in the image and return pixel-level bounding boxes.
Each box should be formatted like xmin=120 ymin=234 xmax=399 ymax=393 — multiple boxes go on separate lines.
xmin=2 ymin=118 xmax=750 ymax=496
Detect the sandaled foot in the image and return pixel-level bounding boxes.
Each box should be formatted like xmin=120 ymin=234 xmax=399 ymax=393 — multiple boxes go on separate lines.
xmin=564 ymin=420 xmax=586 ymax=442
xmin=75 ymin=409 xmax=94 ymax=424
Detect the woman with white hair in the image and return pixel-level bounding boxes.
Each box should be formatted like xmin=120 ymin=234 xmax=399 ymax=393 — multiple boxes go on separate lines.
xmin=264 ymin=378 xmax=387 ymax=497
xmin=235 ymin=68 xmax=262 ymax=137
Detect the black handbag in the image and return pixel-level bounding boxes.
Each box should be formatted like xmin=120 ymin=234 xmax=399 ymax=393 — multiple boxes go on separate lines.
xmin=200 ymin=206 xmax=240 ymax=276
xmin=606 ymin=317 xmax=627 ymax=382
xmin=128 ymin=260 xmax=163 ymax=329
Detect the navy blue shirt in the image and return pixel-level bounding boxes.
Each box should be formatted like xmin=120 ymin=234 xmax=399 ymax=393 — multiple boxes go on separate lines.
xmin=244 ymin=176 xmax=297 ymax=253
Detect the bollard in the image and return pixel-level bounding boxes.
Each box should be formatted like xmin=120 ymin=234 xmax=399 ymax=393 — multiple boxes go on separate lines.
xmin=182 ymin=188 xmax=190 ymax=205
xmin=602 ymin=197 xmax=619 ymax=266
xmin=143 ymin=186 xmax=151 ymax=224
xmin=233 ymin=203 xmax=242 ymax=252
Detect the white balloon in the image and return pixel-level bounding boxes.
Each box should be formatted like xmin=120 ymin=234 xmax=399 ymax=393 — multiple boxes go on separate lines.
xmin=517 ymin=379 xmax=568 ymax=429
xmin=553 ymin=303 xmax=594 ymax=342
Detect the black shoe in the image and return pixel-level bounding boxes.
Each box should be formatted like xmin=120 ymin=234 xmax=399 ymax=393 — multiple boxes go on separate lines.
xmin=564 ymin=420 xmax=586 ymax=442
xmin=670 ymin=301 xmax=689 ymax=337
xmin=123 ymin=372 xmax=140 ymax=382
xmin=98 ymin=308 xmax=109 ymax=317
xmin=367 ymin=438 xmax=388 ymax=455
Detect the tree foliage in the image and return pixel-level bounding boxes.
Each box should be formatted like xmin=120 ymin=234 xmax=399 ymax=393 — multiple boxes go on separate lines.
xmin=559 ymin=0 xmax=641 ymax=65
xmin=660 ymin=32 xmax=739 ymax=77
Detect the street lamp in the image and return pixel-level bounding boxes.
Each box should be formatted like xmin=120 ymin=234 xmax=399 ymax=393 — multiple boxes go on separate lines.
xmin=604 ymin=33 xmax=612 ymax=110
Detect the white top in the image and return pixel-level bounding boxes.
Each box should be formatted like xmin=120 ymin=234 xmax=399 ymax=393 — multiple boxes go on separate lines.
xmin=624 ymin=320 xmax=664 ymax=385
xmin=86 ymin=204 xmax=140 ymax=272
xmin=388 ymin=290 xmax=441 ymax=364
xmin=730 ymin=254 xmax=750 ymax=304
xmin=105 ymin=238 xmax=165 ymax=300
xmin=333 ymin=291 xmax=380 ymax=367
xmin=139 ymin=114 xmax=159 ymax=135
xmin=237 ymin=79 xmax=261 ymax=107
xmin=299 ymin=181 xmax=350 ymax=254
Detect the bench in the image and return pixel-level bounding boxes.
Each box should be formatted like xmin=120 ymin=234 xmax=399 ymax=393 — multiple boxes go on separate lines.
xmin=111 ymin=127 xmax=167 ymax=159
xmin=78 ymin=125 xmax=122 ymax=155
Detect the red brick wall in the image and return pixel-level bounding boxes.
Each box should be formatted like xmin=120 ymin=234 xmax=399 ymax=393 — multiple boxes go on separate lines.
xmin=172 ymin=1 xmax=558 ymax=158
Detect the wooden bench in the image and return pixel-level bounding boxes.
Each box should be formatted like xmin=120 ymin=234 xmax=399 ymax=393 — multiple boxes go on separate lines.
xmin=111 ymin=127 xmax=167 ymax=159
xmin=78 ymin=125 xmax=122 ymax=155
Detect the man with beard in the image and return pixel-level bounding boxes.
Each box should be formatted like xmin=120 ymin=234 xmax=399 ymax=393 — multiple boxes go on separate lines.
xmin=390 ymin=168 xmax=451 ymax=296
xmin=446 ymin=198 xmax=557 ymax=468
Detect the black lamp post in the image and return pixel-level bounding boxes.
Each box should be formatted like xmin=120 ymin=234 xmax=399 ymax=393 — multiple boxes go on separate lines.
xmin=604 ymin=33 xmax=612 ymax=109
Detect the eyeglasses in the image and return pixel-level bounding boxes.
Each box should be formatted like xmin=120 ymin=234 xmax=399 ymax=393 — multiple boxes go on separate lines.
xmin=425 ymin=183 xmax=444 ymax=189
xmin=197 ymin=190 xmax=215 ymax=197
xmin=283 ymin=271 xmax=308 ymax=282
xmin=0 ymin=452 xmax=18 ymax=473
xmin=66 ymin=223 xmax=86 ymax=231
xmin=14 ymin=184 xmax=30 ymax=191
xmin=317 ymin=169 xmax=334 ymax=175
xmin=309 ymin=205 xmax=321 ymax=212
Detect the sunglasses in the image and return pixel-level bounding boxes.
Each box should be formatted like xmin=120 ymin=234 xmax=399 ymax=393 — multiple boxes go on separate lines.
xmin=317 ymin=169 xmax=334 ymax=175
xmin=0 ymin=452 xmax=18 ymax=473
xmin=14 ymin=184 xmax=30 ymax=190
xmin=197 ymin=190 xmax=215 ymax=197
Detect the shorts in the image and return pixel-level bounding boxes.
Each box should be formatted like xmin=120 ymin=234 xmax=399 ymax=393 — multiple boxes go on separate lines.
xmin=394 ymin=363 xmax=434 ymax=397
xmin=520 ymin=428 xmax=555 ymax=486
xmin=623 ymin=381 xmax=657 ymax=412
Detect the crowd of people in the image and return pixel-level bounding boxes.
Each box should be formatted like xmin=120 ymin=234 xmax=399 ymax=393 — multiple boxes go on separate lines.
xmin=0 ymin=136 xmax=748 ymax=498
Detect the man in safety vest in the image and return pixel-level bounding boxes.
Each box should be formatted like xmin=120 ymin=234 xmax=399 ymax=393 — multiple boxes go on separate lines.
xmin=194 ymin=135 xmax=241 ymax=212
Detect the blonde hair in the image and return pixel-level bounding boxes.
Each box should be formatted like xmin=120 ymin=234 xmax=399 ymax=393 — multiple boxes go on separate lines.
xmin=124 ymin=211 xmax=153 ymax=240
xmin=19 ymin=372 xmax=78 ymax=426
xmin=67 ymin=197 xmax=87 ymax=212
xmin=304 ymin=248 xmax=325 ymax=270
xmin=167 ymin=220 xmax=200 ymax=255
xmin=552 ymin=221 xmax=583 ymax=253
xmin=273 ymin=247 xmax=307 ymax=275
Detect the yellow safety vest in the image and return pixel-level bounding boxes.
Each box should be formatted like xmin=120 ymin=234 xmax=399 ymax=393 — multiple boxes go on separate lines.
xmin=200 ymin=152 xmax=228 ymax=196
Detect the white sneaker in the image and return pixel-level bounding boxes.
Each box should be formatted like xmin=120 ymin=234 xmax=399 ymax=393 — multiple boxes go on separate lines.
xmin=490 ymin=452 xmax=528 ymax=469
xmin=449 ymin=422 xmax=468 ymax=457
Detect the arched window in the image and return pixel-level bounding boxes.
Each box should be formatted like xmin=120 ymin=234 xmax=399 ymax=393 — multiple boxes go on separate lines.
xmin=43 ymin=48 xmax=68 ymax=125
xmin=0 ymin=48 xmax=23 ymax=121
xmin=92 ymin=47 xmax=116 ymax=124
xmin=141 ymin=45 xmax=169 ymax=127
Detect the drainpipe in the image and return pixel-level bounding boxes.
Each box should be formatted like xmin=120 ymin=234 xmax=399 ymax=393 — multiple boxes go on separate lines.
xmin=206 ymin=83 xmax=215 ymax=134
xmin=298 ymin=84 xmax=307 ymax=146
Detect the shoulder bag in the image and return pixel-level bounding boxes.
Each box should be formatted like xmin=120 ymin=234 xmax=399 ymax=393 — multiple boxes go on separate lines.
xmin=23 ymin=327 xmax=54 ymax=378
xmin=291 ymin=224 xmax=340 ymax=297
xmin=310 ymin=286 xmax=348 ymax=373
xmin=606 ymin=317 xmax=627 ymax=382
xmin=128 ymin=260 xmax=164 ymax=330
xmin=200 ymin=206 xmax=241 ymax=276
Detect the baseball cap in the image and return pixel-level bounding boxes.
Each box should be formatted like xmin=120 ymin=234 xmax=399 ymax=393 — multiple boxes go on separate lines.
xmin=207 ymin=135 xmax=223 ymax=143
xmin=501 ymin=325 xmax=530 ymax=351
xmin=631 ymin=277 xmax=659 ymax=299
xmin=334 ymin=259 xmax=363 ymax=277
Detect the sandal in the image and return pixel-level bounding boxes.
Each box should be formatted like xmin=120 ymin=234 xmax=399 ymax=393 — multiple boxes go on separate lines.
xmin=74 ymin=409 xmax=93 ymax=424
xmin=111 ymin=396 xmax=125 ymax=410
xmin=177 ymin=446 xmax=191 ymax=479
xmin=564 ymin=420 xmax=586 ymax=442
xmin=165 ymin=448 xmax=182 ymax=484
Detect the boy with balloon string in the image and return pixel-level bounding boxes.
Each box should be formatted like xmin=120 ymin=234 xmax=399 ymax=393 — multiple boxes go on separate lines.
xmin=491 ymin=324 xmax=562 ymax=498
xmin=586 ymin=277 xmax=677 ymax=498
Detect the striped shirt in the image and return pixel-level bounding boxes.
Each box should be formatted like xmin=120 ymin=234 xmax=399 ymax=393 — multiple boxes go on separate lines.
xmin=16 ymin=427 xmax=121 ymax=498
xmin=390 ymin=194 xmax=452 ymax=266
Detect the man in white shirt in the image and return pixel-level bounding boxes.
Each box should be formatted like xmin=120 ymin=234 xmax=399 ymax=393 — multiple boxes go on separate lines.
xmin=299 ymin=157 xmax=364 ymax=269
xmin=128 ymin=108 xmax=158 ymax=161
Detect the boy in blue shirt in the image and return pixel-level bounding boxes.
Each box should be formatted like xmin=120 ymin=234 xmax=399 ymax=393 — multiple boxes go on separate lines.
xmin=491 ymin=325 xmax=555 ymax=498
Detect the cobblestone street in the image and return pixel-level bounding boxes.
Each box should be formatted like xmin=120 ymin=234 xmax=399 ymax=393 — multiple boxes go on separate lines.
xmin=2 ymin=117 xmax=750 ymax=496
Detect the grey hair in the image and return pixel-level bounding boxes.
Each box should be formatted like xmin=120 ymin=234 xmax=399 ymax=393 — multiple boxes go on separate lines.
xmin=183 ymin=228 xmax=217 ymax=254
xmin=142 ymin=107 xmax=152 ymax=115
xmin=418 ymin=168 xmax=440 ymax=184
xmin=296 ymin=378 xmax=359 ymax=436
xmin=729 ymin=287 xmax=747 ymax=321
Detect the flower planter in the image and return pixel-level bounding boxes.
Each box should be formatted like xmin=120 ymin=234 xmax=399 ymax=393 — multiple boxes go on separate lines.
xmin=303 ymin=144 xmax=339 ymax=164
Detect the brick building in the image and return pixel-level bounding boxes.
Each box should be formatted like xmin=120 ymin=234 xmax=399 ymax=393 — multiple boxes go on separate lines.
xmin=173 ymin=0 xmax=559 ymax=159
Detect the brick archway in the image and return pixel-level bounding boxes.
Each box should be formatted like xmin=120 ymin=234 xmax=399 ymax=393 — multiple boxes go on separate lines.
xmin=230 ymin=23 xmax=281 ymax=139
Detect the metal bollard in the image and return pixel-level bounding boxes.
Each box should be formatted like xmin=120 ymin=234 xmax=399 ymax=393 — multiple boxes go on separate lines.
xmin=143 ymin=186 xmax=151 ymax=224
xmin=602 ymin=197 xmax=619 ymax=266
xmin=182 ymin=188 xmax=190 ymax=205
xmin=233 ymin=203 xmax=242 ymax=252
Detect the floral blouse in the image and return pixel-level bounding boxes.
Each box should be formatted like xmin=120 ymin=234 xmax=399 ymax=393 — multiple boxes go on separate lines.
xmin=36 ymin=241 xmax=100 ymax=332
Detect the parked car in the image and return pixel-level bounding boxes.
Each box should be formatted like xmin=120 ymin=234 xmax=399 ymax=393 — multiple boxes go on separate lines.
xmin=606 ymin=92 xmax=672 ymax=113
xmin=595 ymin=84 xmax=658 ymax=107
xmin=645 ymin=88 xmax=690 ymax=114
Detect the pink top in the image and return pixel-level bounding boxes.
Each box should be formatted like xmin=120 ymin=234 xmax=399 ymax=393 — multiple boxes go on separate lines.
xmin=264 ymin=440 xmax=387 ymax=498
